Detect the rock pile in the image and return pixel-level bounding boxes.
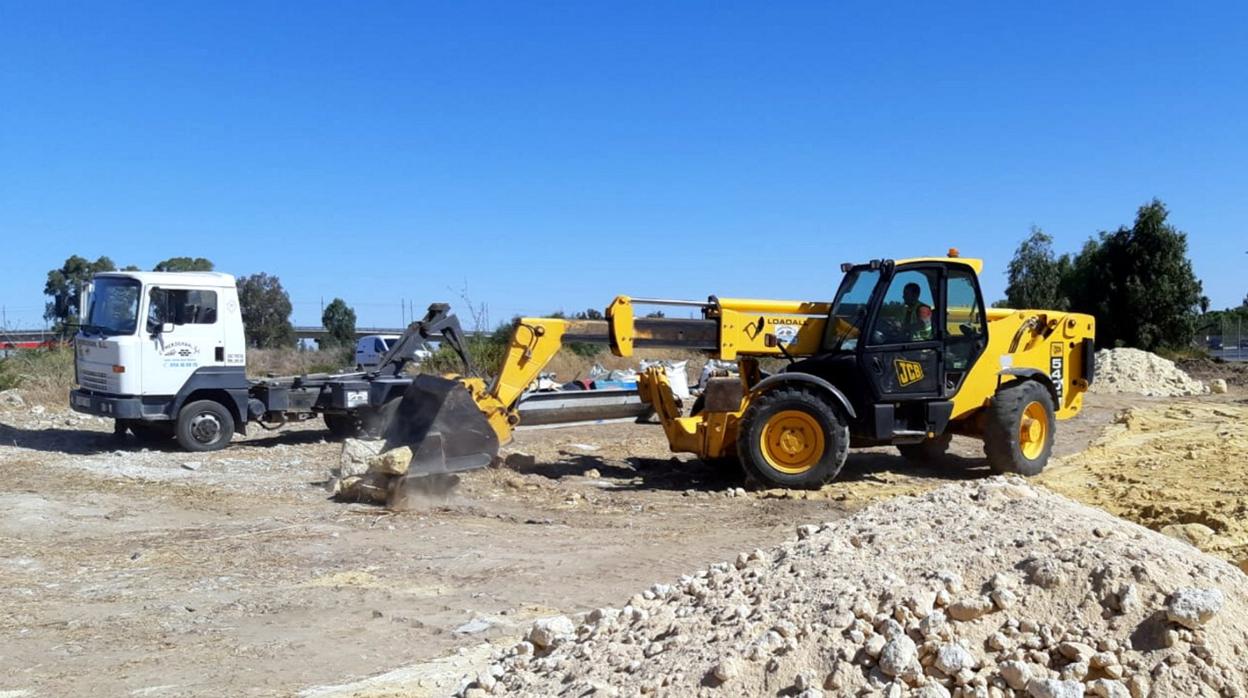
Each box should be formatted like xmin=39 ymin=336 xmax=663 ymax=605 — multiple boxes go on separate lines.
xmin=329 ymin=438 xmax=414 ymax=505
xmin=1090 ymin=348 xmax=1207 ymax=397
xmin=463 ymin=479 xmax=1248 ymax=697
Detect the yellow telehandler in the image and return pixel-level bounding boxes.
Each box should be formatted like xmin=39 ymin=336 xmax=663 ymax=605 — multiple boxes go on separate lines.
xmin=378 ymin=252 xmax=1095 ymax=489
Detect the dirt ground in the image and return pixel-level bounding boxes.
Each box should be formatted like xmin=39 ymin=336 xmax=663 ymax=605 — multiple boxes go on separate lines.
xmin=0 ymin=388 xmax=1240 ymax=697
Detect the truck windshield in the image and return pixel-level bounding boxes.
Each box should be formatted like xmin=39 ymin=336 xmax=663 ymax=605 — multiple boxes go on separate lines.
xmin=83 ymin=277 xmax=141 ymax=336
xmin=823 ymin=268 xmax=880 ymax=351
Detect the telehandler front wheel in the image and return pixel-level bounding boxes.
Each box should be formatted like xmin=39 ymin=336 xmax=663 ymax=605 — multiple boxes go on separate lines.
xmin=737 ymin=387 xmax=848 ymax=489
xmin=983 ymin=380 xmax=1055 ymax=476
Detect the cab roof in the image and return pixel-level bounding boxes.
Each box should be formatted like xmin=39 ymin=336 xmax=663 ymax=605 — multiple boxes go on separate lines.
xmin=894 ymin=256 xmax=984 ymax=274
xmin=95 ymin=271 xmax=237 ymax=287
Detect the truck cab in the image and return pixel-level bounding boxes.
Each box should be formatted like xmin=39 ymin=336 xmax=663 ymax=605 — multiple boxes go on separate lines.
xmin=71 ymin=271 xmax=251 ymax=449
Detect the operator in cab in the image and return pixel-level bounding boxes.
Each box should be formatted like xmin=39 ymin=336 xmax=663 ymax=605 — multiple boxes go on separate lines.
xmin=902 ymin=282 xmax=933 ymax=341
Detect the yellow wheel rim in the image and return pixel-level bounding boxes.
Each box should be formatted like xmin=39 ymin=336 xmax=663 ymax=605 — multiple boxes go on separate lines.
xmin=759 ymin=410 xmax=825 ymax=474
xmin=1019 ymin=401 xmax=1048 ymax=460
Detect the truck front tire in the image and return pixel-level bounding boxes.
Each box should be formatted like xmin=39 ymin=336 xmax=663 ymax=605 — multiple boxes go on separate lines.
xmin=176 ymin=400 xmax=235 ymax=452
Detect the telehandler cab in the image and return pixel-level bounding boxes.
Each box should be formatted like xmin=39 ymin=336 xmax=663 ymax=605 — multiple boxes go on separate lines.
xmin=383 ymin=252 xmax=1096 ymax=489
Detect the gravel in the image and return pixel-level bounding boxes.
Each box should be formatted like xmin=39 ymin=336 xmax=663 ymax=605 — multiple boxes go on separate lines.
xmin=465 ymin=478 xmax=1248 ymax=697
xmin=1090 ymin=348 xmax=1207 ymax=397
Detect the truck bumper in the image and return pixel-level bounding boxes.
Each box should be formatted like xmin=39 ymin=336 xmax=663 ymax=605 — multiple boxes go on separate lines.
xmin=69 ymin=388 xmax=166 ymax=421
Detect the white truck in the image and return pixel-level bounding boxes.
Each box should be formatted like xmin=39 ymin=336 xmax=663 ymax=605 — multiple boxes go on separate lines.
xmin=69 ymin=271 xmax=448 ymax=452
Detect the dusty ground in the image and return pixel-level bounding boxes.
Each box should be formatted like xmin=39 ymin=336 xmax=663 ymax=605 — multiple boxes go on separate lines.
xmin=0 ymin=389 xmax=1237 ymax=697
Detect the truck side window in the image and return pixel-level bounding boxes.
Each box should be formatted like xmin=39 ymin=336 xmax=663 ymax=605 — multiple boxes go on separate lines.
xmin=374 ymin=338 xmax=386 ymax=353
xmin=148 ymin=288 xmax=219 ymax=327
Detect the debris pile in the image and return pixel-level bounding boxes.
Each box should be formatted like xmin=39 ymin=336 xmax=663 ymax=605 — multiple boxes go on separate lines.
xmin=464 ymin=479 xmax=1248 ymax=697
xmin=1039 ymin=401 xmax=1248 ymax=570
xmin=329 ymin=438 xmax=430 ymax=506
xmin=1090 ymin=348 xmax=1207 ymax=397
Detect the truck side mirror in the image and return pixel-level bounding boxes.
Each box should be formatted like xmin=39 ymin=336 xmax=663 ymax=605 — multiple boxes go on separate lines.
xmin=162 ymin=322 xmax=175 ymax=334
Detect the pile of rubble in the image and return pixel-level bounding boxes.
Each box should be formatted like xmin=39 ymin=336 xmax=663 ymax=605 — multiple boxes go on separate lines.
xmin=329 ymin=439 xmax=418 ymax=505
xmin=1090 ymin=348 xmax=1210 ymax=397
xmin=463 ymin=479 xmax=1248 ymax=697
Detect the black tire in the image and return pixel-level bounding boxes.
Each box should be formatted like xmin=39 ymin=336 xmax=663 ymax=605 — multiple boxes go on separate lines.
xmin=131 ymin=422 xmax=175 ymax=443
xmin=736 ymin=387 xmax=849 ymax=489
xmin=324 ymin=413 xmax=359 ymax=440
xmin=897 ymin=432 xmax=953 ymax=463
xmin=175 ymin=400 xmax=235 ymax=452
xmin=983 ymin=380 xmax=1055 ymax=476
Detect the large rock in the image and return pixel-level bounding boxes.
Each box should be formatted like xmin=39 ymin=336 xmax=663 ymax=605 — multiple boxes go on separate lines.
xmin=528 ymin=615 xmax=576 ymax=649
xmin=1165 ymin=587 xmax=1224 ymax=629
xmin=1027 ymin=678 xmax=1085 ymax=698
xmin=1209 ymin=378 xmax=1228 ymax=394
xmin=877 ymin=635 xmax=917 ymax=677
xmin=337 ymin=472 xmax=391 ymax=503
xmin=0 ymin=389 xmax=24 ymax=408
xmin=339 ymin=438 xmax=383 ymax=477
xmin=367 ymin=446 xmax=412 ymax=476
xmin=933 ymin=643 xmax=976 ymax=675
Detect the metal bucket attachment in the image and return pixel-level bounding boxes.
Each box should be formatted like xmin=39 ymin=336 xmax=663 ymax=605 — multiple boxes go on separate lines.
xmin=384 ymin=374 xmax=500 ymax=476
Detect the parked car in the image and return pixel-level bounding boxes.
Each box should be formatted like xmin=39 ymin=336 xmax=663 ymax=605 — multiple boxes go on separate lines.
xmin=355 ymin=334 xmax=401 ymax=370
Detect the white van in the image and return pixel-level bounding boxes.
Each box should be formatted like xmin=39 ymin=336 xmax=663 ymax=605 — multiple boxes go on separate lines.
xmin=354 ymin=334 xmax=401 ymax=370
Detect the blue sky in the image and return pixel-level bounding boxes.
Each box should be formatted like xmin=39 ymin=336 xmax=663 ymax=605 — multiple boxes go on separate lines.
xmin=2 ymin=2 xmax=1246 ymax=329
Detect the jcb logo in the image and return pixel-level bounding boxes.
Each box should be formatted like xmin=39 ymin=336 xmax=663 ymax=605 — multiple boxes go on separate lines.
xmin=895 ymin=358 xmax=925 ymax=387
xmin=1050 ymin=342 xmax=1064 ymax=402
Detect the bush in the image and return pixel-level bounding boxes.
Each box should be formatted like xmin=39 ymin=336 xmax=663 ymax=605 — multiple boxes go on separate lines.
xmin=0 ymin=346 xmax=76 ymax=404
xmin=246 ymin=347 xmax=351 ymax=377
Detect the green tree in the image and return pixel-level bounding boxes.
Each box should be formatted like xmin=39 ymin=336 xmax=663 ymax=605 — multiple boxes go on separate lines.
xmin=236 ymin=273 xmax=295 ymax=348
xmin=321 ymin=298 xmax=357 ymax=347
xmin=154 ymin=256 xmax=214 ymax=272
xmin=1066 ymin=200 xmax=1203 ymax=350
xmin=43 ymin=255 xmax=116 ymax=332
xmin=1003 ymin=228 xmax=1068 ymax=310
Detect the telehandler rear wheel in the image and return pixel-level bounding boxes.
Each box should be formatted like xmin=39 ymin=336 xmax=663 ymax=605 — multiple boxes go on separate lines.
xmin=737 ymin=387 xmax=848 ymax=489
xmin=983 ymin=380 xmax=1055 ymax=476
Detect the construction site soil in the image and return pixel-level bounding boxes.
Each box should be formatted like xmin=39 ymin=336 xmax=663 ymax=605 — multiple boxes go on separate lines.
xmin=1 ymin=387 xmax=1245 ymax=697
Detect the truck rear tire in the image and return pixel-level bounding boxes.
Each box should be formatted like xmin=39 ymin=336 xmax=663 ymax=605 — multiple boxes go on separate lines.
xmin=131 ymin=422 xmax=175 ymax=443
xmin=983 ymin=380 xmax=1054 ymax=476
xmin=324 ymin=413 xmax=358 ymax=439
xmin=176 ymin=400 xmax=235 ymax=452
xmin=736 ymin=387 xmax=848 ymax=489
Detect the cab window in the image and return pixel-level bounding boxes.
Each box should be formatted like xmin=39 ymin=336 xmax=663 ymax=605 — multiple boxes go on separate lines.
xmin=869 ymin=270 xmax=938 ymax=345
xmin=147 ymin=288 xmax=218 ymax=332
xmin=373 ymin=338 xmax=386 ymax=353
xmin=945 ymin=271 xmax=984 ymax=339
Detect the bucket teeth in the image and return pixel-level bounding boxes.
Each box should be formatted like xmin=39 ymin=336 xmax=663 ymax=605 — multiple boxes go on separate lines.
xmin=383 ymin=374 xmax=499 ymax=476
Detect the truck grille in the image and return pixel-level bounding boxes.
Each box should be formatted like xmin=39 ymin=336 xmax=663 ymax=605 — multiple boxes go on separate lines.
xmin=79 ymin=369 xmax=110 ymax=392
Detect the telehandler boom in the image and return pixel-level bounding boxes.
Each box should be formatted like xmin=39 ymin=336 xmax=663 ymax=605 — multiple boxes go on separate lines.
xmin=385 ymin=253 xmax=1095 ymax=488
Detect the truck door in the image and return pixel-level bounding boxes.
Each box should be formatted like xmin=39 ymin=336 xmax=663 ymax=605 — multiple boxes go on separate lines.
xmin=140 ymin=286 xmax=227 ymax=396
xmin=861 ymin=267 xmax=943 ymax=400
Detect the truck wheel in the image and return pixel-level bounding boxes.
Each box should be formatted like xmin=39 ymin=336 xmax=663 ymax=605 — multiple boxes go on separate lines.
xmin=736 ymin=387 xmax=848 ymax=489
xmin=323 ymin=413 xmax=359 ymax=439
xmin=131 ymin=423 xmax=175 ymax=443
xmin=897 ymin=433 xmax=952 ymax=463
xmin=175 ymin=400 xmax=235 ymax=452
xmin=983 ymin=380 xmax=1054 ymax=476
